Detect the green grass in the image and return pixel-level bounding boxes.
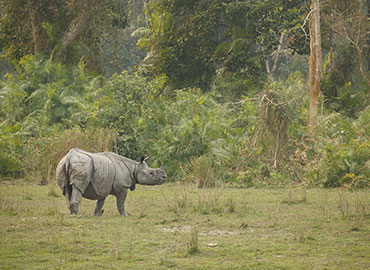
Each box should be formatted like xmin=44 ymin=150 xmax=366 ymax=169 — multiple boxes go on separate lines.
xmin=0 ymin=182 xmax=369 ymax=270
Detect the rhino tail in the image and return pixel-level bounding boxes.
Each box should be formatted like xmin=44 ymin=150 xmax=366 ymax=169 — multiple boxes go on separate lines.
xmin=63 ymin=152 xmax=72 ymax=196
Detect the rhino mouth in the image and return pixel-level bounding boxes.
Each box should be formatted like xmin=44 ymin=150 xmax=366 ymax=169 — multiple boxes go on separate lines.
xmin=160 ymin=173 xmax=167 ymax=182
xmin=156 ymin=174 xmax=167 ymax=185
xmin=156 ymin=178 xmax=166 ymax=185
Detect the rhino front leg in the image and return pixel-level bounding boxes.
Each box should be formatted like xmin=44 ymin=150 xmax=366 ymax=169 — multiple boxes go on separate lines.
xmin=93 ymin=198 xmax=106 ymax=216
xmin=70 ymin=185 xmax=82 ymax=215
xmin=115 ymin=189 xmax=129 ymax=216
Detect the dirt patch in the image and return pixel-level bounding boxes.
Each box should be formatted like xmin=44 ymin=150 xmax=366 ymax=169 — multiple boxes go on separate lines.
xmin=199 ymin=230 xmax=241 ymax=236
xmin=162 ymin=225 xmax=192 ymax=233
xmin=162 ymin=225 xmax=241 ymax=236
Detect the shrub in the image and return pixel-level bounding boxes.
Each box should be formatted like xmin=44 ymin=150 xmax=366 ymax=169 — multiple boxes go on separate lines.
xmin=180 ymin=155 xmax=219 ymax=188
xmin=312 ymin=107 xmax=370 ymax=188
xmin=0 ymin=123 xmax=24 ymax=178
xmin=0 ymin=56 xmax=98 ymax=179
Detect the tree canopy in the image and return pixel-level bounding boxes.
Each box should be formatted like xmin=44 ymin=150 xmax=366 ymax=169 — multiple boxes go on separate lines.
xmin=136 ymin=0 xmax=310 ymax=90
xmin=0 ymin=0 xmax=128 ymax=71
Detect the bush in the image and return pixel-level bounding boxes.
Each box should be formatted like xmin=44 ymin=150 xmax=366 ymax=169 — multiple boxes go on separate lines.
xmin=180 ymin=155 xmax=220 ymax=188
xmin=312 ymin=107 xmax=370 ymax=188
xmin=0 ymin=56 xmax=108 ymax=180
xmin=0 ymin=123 xmax=24 ymax=178
xmin=86 ymin=74 xmax=251 ymax=180
xmin=96 ymin=72 xmax=310 ymax=185
xmin=0 ymin=156 xmax=22 ymax=178
xmin=0 ymin=56 xmax=95 ymax=132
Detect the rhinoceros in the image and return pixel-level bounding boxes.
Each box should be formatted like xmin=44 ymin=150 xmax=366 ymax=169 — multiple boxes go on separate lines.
xmin=56 ymin=148 xmax=167 ymax=216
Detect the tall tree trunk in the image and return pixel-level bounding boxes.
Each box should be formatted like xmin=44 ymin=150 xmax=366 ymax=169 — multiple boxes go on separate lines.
xmin=27 ymin=0 xmax=47 ymax=55
xmin=56 ymin=1 xmax=92 ymax=60
xmin=358 ymin=0 xmax=370 ymax=88
xmin=270 ymin=32 xmax=286 ymax=75
xmin=56 ymin=11 xmax=90 ymax=59
xmin=308 ymin=0 xmax=322 ymax=137
xmin=356 ymin=46 xmax=370 ymax=88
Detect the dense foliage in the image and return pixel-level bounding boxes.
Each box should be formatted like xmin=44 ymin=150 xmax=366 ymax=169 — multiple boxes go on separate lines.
xmin=0 ymin=0 xmax=369 ymax=188
xmin=137 ymin=0 xmax=309 ymax=91
xmin=1 ymin=56 xmax=368 ymax=188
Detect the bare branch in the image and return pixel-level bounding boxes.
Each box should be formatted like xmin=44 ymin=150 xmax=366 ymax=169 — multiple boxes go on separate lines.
xmin=300 ymin=9 xmax=313 ymax=38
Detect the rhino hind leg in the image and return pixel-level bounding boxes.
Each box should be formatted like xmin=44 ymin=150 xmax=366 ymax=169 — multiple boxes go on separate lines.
xmin=63 ymin=184 xmax=72 ymax=209
xmin=93 ymin=198 xmax=106 ymax=216
xmin=70 ymin=185 xmax=83 ymax=214
xmin=115 ymin=189 xmax=129 ymax=216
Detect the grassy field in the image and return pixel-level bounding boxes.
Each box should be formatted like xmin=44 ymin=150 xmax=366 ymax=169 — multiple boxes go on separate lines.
xmin=0 ymin=181 xmax=369 ymax=270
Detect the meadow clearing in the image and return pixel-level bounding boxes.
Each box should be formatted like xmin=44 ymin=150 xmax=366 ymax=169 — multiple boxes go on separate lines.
xmin=0 ymin=182 xmax=369 ymax=270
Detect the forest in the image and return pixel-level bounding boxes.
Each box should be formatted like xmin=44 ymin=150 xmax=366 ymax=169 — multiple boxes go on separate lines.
xmin=0 ymin=0 xmax=369 ymax=188
xmin=0 ymin=1 xmax=370 ymax=269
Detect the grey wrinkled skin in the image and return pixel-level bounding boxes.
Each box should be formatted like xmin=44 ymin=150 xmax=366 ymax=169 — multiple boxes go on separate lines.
xmin=56 ymin=148 xmax=167 ymax=216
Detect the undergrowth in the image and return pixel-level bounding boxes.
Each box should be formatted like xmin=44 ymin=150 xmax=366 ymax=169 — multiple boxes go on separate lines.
xmin=0 ymin=57 xmax=369 ymax=188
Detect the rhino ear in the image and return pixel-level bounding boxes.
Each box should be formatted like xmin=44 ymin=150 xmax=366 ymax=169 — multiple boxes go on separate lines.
xmin=140 ymin=155 xmax=151 ymax=163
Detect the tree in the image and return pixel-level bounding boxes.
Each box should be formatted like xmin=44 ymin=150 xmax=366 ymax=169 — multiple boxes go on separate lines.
xmin=322 ymin=0 xmax=370 ymax=88
xmin=308 ymin=0 xmax=322 ymax=135
xmin=27 ymin=0 xmax=49 ymax=55
xmin=221 ymin=0 xmax=310 ymax=80
xmin=138 ymin=0 xmax=309 ymax=91
xmin=0 ymin=0 xmax=34 ymax=60
xmin=0 ymin=0 xmax=127 ymax=71
xmin=138 ymin=0 xmax=226 ymax=90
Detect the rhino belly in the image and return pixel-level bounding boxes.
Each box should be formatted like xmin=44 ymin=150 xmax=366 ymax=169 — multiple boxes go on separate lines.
xmin=82 ymin=182 xmax=106 ymax=200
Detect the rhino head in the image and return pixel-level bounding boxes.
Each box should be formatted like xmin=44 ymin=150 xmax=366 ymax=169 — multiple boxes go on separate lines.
xmin=135 ymin=156 xmax=167 ymax=186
